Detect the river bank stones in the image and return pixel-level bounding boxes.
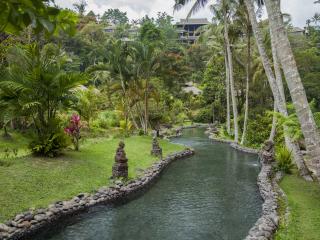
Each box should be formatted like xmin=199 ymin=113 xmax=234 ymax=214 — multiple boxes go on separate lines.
xmin=0 ymin=146 xmax=194 ymax=240
xmin=245 ymin=140 xmax=280 ymax=240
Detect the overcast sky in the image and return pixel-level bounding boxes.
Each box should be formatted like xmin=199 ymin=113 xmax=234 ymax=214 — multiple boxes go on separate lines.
xmin=54 ymin=0 xmax=319 ymax=28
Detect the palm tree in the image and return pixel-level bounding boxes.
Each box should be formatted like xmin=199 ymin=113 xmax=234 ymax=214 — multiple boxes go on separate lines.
xmin=73 ymin=0 xmax=87 ymax=17
xmin=221 ymin=2 xmax=239 ymax=142
xmin=91 ymin=70 xmax=115 ymax=107
xmin=174 ymin=0 xmax=239 ymax=142
xmin=105 ymin=39 xmax=134 ymax=135
xmin=0 ymin=43 xmax=84 ymax=142
xmin=225 ymin=48 xmax=231 ymax=134
xmin=132 ymin=42 xmax=161 ymax=134
xmin=197 ymin=24 xmax=231 ymax=134
xmin=269 ymin=101 xmax=277 ymax=141
xmin=0 ymin=99 xmax=17 ymax=138
xmin=234 ymin=1 xmax=252 ymax=145
xmin=244 ymin=0 xmax=313 ymax=180
xmin=264 ymin=0 xmax=320 ymax=179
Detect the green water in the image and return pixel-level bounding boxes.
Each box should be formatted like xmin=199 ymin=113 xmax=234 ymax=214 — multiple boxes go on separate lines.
xmin=34 ymin=128 xmax=262 ymax=240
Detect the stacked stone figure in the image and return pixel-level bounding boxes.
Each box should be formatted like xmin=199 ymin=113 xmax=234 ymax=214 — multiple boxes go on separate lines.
xmin=260 ymin=140 xmax=275 ymax=164
xmin=151 ymin=137 xmax=162 ymax=157
xmin=112 ymin=141 xmax=128 ymax=178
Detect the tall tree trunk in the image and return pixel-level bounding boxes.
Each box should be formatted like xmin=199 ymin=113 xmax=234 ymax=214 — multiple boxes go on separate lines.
xmin=120 ymin=74 xmax=129 ymax=136
xmin=269 ymin=101 xmax=277 ymax=141
xmin=224 ymin=52 xmax=231 ymax=135
xmin=144 ymin=81 xmax=149 ymax=135
xmin=270 ymin=21 xmax=313 ymax=181
xmin=271 ymin=31 xmax=285 ymax=104
xmin=136 ymin=101 xmax=145 ymax=130
xmin=212 ymin=103 xmax=215 ymax=124
xmin=265 ymin=0 xmax=320 ymax=179
xmin=244 ymin=0 xmax=313 ymax=180
xmin=241 ymin=21 xmax=251 ymax=145
xmin=129 ymin=109 xmax=139 ymax=130
xmin=224 ymin=16 xmax=239 ymax=142
xmin=3 ymin=125 xmax=11 ymax=138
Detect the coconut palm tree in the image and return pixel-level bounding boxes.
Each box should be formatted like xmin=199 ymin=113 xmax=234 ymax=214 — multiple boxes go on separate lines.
xmin=264 ymin=0 xmax=320 ymax=179
xmin=244 ymin=0 xmax=313 ymax=180
xmin=197 ymin=24 xmax=231 ymax=134
xmin=233 ymin=0 xmax=252 ymax=145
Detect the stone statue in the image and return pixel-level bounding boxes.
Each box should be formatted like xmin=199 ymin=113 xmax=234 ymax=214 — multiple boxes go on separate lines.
xmin=112 ymin=141 xmax=128 ymax=178
xmin=260 ymin=140 xmax=275 ymax=164
xmin=151 ymin=137 xmax=162 ymax=157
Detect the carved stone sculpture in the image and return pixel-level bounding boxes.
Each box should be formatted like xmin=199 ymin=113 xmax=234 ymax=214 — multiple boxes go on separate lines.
xmin=151 ymin=137 xmax=162 ymax=157
xmin=112 ymin=141 xmax=128 ymax=178
xmin=260 ymin=140 xmax=275 ymax=164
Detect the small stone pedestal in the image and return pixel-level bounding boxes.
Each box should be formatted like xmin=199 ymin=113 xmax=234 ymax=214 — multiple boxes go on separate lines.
xmin=151 ymin=137 xmax=162 ymax=157
xmin=112 ymin=141 xmax=128 ymax=178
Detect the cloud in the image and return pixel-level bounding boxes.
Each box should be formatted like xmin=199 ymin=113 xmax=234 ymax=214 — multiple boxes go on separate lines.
xmin=92 ymin=0 xmax=154 ymax=13
xmin=54 ymin=0 xmax=318 ymax=27
xmin=281 ymin=0 xmax=318 ymax=27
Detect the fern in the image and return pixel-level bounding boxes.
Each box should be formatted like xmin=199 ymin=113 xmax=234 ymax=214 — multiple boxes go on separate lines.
xmin=275 ymin=146 xmax=294 ymax=174
xmin=313 ymin=112 xmax=320 ymax=129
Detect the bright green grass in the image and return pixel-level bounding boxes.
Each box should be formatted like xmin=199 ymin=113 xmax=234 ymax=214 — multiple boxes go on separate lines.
xmin=0 ymin=136 xmax=185 ymax=223
xmin=275 ymin=174 xmax=320 ymax=240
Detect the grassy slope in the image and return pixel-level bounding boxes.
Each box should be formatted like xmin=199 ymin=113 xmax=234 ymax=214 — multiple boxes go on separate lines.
xmin=275 ymin=174 xmax=320 ymax=240
xmin=0 ymin=136 xmax=185 ymax=223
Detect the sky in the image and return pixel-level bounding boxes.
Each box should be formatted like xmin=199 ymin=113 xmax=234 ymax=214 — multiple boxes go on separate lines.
xmin=54 ymin=0 xmax=319 ymax=28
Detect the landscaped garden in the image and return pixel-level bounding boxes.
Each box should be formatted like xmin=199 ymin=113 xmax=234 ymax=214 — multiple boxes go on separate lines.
xmin=0 ymin=132 xmax=184 ymax=223
xmin=0 ymin=0 xmax=320 ymax=239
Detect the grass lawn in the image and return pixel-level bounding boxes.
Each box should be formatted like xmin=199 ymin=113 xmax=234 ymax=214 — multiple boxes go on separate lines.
xmin=0 ymin=135 xmax=185 ymax=223
xmin=275 ymin=174 xmax=320 ymax=240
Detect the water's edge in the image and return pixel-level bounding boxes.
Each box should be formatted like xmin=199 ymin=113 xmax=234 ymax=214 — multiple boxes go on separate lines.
xmin=207 ymin=132 xmax=284 ymax=240
xmin=1 ymin=126 xmax=283 ymax=240
xmin=244 ymin=153 xmax=281 ymax=240
xmin=0 ymin=149 xmax=194 ymax=240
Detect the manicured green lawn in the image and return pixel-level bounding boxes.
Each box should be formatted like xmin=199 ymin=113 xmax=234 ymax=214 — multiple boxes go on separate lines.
xmin=0 ymin=135 xmax=185 ymax=223
xmin=275 ymin=174 xmax=320 ymax=240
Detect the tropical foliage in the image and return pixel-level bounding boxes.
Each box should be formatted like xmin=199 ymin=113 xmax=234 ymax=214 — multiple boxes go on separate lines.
xmin=0 ymin=0 xmax=319 ymax=174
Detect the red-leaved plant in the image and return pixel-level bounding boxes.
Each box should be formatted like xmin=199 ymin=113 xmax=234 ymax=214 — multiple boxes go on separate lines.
xmin=65 ymin=114 xmax=81 ymax=151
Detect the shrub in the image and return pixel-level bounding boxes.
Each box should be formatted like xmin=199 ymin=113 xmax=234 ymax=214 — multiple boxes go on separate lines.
xmin=30 ymin=132 xmax=69 ymax=157
xmin=29 ymin=117 xmax=70 ymax=157
xmin=176 ymin=112 xmax=188 ymax=125
xmin=65 ymin=114 xmax=82 ymax=151
xmin=246 ymin=113 xmax=272 ymax=148
xmin=193 ymin=108 xmax=212 ymax=123
xmin=275 ymin=146 xmax=294 ymax=174
xmin=218 ymin=126 xmax=233 ymax=139
xmin=119 ymin=120 xmax=132 ymax=137
xmin=138 ymin=129 xmax=144 ymax=136
xmin=94 ymin=111 xmax=120 ymax=129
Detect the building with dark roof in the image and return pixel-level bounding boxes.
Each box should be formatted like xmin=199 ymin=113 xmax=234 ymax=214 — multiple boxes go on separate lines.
xmin=176 ymin=18 xmax=210 ymax=44
xmin=289 ymin=27 xmax=305 ymax=36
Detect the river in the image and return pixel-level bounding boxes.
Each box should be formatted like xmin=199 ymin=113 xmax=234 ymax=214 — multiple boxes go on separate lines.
xmin=34 ymin=128 xmax=262 ymax=240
